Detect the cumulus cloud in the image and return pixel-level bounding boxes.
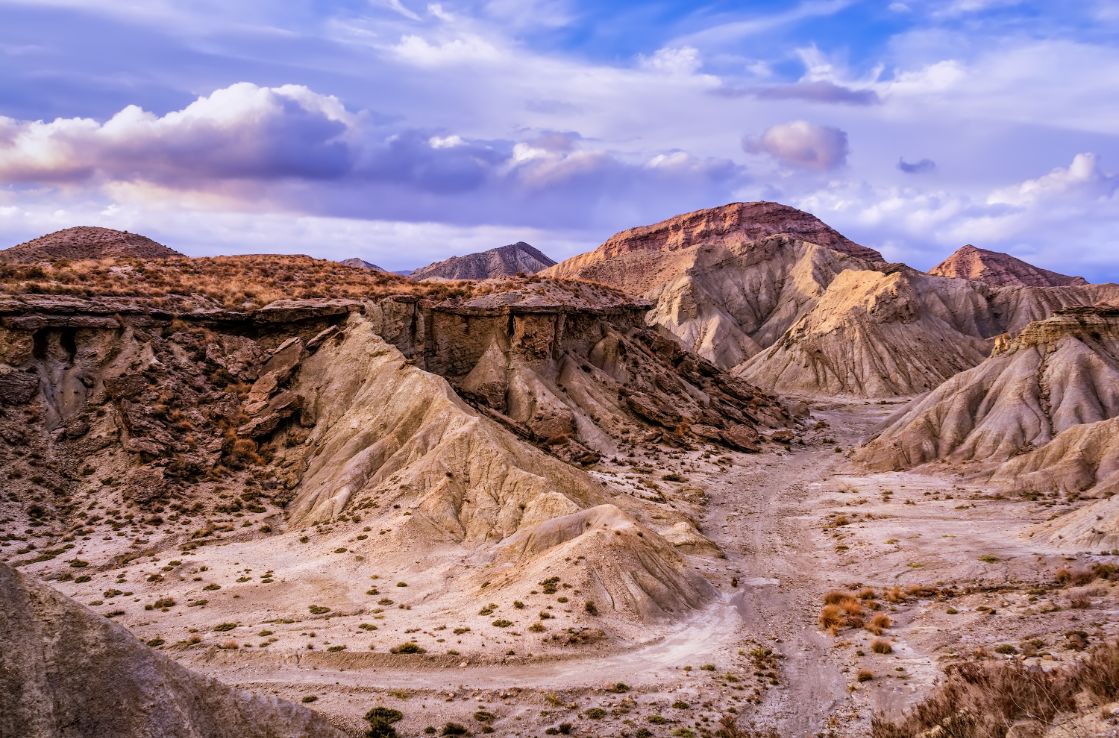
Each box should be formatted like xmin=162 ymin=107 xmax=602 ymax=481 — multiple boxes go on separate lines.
xmin=639 ymin=46 xmax=703 ymax=76
xmin=0 ymin=83 xmax=358 ymax=185
xmin=898 ymin=157 xmax=936 ymax=174
xmin=0 ymin=82 xmax=747 ymax=232
xmin=744 ymin=121 xmax=849 ymax=171
xmin=988 ymin=153 xmax=1117 ymax=207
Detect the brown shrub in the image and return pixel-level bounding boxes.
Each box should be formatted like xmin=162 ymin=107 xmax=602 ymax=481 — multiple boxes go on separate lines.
xmin=866 ymin=613 xmax=892 ymax=636
xmin=872 ymin=641 xmax=1119 ymax=738
xmin=871 ymin=639 xmax=893 ymax=654
xmin=820 ymin=591 xmax=865 ymax=634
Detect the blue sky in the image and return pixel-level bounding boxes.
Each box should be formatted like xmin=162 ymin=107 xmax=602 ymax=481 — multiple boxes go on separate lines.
xmin=0 ymin=0 xmax=1117 ymax=278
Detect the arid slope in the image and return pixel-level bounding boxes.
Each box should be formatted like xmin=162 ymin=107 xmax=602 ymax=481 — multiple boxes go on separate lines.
xmin=856 ymin=307 xmax=1119 ymax=470
xmin=412 ymin=241 xmax=555 ymax=280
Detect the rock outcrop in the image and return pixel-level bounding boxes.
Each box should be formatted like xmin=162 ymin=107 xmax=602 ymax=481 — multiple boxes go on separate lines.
xmin=856 ymin=307 xmax=1119 ymax=470
xmin=738 ymin=268 xmax=993 ymax=397
xmin=411 ymin=242 xmax=556 ymax=281
xmin=0 ymin=563 xmax=344 ymax=738
xmin=0 ymin=285 xmax=727 ymax=626
xmin=365 ymin=279 xmax=795 ymax=462
xmin=1026 ymin=488 xmax=1119 ymax=552
xmin=545 ymin=201 xmax=881 ymax=295
xmin=930 ymin=244 xmax=1089 ymax=287
xmin=1 ymin=226 xmax=182 ymax=262
xmin=544 ymin=204 xmax=885 ymax=370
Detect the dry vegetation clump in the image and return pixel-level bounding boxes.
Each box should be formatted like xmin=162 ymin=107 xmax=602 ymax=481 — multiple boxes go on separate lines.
xmin=872 ymin=640 xmax=1119 ymax=738
xmin=0 ymin=255 xmax=476 ymax=308
xmin=714 ymin=715 xmax=780 ymax=738
xmin=819 ymin=590 xmax=872 ymax=634
xmin=1055 ymin=563 xmax=1118 ymax=587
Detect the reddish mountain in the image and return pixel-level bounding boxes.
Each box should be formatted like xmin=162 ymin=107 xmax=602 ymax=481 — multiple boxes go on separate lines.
xmin=929 ymin=244 xmax=1088 ymax=287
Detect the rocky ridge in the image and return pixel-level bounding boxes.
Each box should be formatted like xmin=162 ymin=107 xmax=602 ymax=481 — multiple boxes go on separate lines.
xmin=338 ymin=257 xmax=385 ymax=271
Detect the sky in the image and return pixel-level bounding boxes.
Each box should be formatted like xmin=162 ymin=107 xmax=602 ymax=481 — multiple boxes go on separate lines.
xmin=0 ymin=0 xmax=1117 ymax=278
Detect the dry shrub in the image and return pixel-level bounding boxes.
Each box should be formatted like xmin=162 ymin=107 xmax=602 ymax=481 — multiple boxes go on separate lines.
xmin=872 ymin=641 xmax=1119 ymax=738
xmin=715 ymin=715 xmax=779 ymax=738
xmin=819 ymin=591 xmax=864 ymax=634
xmin=866 ymin=613 xmax=892 ymax=636
xmin=0 ymin=254 xmax=480 ymax=308
xmin=871 ymin=639 xmax=894 ymax=654
xmin=884 ymin=585 xmax=905 ymax=603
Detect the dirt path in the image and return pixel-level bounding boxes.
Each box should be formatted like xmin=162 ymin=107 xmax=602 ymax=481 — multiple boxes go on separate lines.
xmin=700 ymin=423 xmax=864 ymax=736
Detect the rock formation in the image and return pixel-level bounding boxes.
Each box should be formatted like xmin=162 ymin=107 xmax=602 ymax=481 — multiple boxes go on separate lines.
xmin=0 ymin=280 xmax=743 ymax=627
xmin=993 ymin=417 xmax=1119 ymax=500
xmin=0 ymin=562 xmax=344 ymax=738
xmin=364 ymin=279 xmax=794 ymax=462
xmin=856 ymin=306 xmax=1119 ymax=470
xmin=1 ymin=226 xmax=182 ymax=262
xmin=411 ymin=241 xmax=556 ymax=281
xmin=930 ymin=244 xmax=1089 ymax=287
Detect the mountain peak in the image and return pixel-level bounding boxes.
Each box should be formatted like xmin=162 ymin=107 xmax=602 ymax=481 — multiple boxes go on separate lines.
xmin=410 ymin=241 xmax=556 ymax=281
xmin=930 ymin=244 xmax=1088 ymax=287
xmin=1 ymin=226 xmax=182 ymax=262
xmin=339 ymin=257 xmax=386 ymax=271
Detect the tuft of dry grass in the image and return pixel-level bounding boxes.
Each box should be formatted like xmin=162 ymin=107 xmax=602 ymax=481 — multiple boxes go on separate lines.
xmin=866 ymin=613 xmax=892 ymax=636
xmin=819 ymin=591 xmax=865 ymax=634
xmin=871 ymin=639 xmax=894 ymax=654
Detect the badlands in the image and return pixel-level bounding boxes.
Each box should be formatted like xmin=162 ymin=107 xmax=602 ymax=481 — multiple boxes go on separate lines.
xmin=2 ymin=202 xmax=1119 ymax=738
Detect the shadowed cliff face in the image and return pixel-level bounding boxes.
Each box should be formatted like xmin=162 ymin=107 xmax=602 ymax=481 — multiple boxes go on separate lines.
xmin=0 ymin=562 xmax=344 ymax=738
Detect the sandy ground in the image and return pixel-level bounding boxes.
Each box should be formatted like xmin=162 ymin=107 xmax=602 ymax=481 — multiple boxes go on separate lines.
xmin=7 ymin=399 xmax=1119 ymax=737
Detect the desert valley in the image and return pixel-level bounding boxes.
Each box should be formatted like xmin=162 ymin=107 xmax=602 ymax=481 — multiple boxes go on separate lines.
xmin=2 ymin=202 xmax=1118 ymax=738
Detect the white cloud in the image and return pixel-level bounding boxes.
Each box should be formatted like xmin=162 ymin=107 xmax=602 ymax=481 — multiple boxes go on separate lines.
xmin=988 ymin=153 xmax=1118 ymax=207
xmin=639 ymin=46 xmax=703 ymax=76
xmin=744 ymin=120 xmax=849 ymax=171
xmin=390 ymin=34 xmax=503 ymax=66
xmin=0 ymin=82 xmax=358 ymax=185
